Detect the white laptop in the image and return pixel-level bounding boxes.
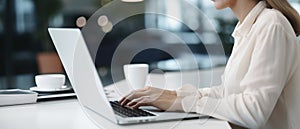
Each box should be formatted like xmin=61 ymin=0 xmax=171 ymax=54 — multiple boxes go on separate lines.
xmin=48 ymin=28 xmax=205 ymax=125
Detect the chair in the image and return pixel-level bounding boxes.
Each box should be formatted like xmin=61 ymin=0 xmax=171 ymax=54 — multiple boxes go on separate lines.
xmin=36 ymin=52 xmax=63 ymax=74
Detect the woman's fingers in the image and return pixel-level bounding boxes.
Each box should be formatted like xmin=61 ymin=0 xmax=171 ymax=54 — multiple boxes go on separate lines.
xmin=119 ymin=90 xmax=147 ymax=106
xmin=126 ymin=96 xmax=146 ymax=107
xmin=130 ymin=96 xmax=152 ymax=108
xmin=119 ymin=97 xmax=126 ymax=104
xmin=119 ymin=87 xmax=150 ymax=103
xmin=119 ymin=87 xmax=162 ymax=108
xmin=118 ymin=87 xmax=180 ymax=111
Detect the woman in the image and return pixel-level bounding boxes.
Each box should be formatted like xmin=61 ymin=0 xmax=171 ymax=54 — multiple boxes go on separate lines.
xmin=120 ymin=0 xmax=300 ymax=128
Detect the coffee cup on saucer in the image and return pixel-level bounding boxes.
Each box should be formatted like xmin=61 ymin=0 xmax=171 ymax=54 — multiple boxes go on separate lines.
xmin=35 ymin=74 xmax=66 ymax=90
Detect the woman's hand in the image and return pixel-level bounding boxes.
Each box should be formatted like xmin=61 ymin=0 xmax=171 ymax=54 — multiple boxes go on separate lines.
xmin=119 ymin=86 xmax=184 ymax=111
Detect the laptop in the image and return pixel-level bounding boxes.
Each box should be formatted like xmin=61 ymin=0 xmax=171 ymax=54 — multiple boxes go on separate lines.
xmin=48 ymin=28 xmax=205 ymax=125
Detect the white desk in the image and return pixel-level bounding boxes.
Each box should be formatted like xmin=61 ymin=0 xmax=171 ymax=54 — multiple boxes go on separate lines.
xmin=0 ymin=67 xmax=231 ymax=129
xmin=0 ymin=99 xmax=231 ymax=129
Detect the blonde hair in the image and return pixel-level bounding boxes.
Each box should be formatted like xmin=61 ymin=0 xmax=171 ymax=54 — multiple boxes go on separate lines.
xmin=262 ymin=0 xmax=300 ymax=36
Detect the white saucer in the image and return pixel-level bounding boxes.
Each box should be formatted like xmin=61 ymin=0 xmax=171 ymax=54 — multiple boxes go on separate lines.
xmin=30 ymin=85 xmax=72 ymax=92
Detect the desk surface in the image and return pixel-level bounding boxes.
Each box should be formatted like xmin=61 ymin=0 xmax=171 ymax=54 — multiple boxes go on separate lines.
xmin=0 ymin=67 xmax=231 ymax=129
xmin=0 ymin=99 xmax=231 ymax=129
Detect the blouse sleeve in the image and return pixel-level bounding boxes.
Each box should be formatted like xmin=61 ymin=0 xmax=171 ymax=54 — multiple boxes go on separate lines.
xmin=180 ymin=24 xmax=297 ymax=128
xmin=176 ymin=75 xmax=225 ymax=98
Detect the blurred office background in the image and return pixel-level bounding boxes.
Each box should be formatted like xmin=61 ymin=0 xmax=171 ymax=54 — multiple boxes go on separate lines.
xmin=0 ymin=0 xmax=299 ymax=89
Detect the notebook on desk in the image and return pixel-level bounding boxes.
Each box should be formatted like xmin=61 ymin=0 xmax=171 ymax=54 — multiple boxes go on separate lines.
xmin=48 ymin=28 xmax=205 ymax=125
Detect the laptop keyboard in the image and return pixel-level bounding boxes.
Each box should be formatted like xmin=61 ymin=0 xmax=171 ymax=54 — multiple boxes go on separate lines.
xmin=110 ymin=101 xmax=156 ymax=117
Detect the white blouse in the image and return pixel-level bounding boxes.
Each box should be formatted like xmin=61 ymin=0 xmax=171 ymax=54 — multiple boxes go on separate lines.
xmin=177 ymin=1 xmax=300 ymax=129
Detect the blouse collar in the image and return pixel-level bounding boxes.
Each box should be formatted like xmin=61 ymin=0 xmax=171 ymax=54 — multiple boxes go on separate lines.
xmin=232 ymin=1 xmax=267 ymax=38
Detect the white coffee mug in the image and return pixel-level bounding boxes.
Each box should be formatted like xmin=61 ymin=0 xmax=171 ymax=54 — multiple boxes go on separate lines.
xmin=124 ymin=64 xmax=149 ymax=90
xmin=35 ymin=74 xmax=65 ymax=89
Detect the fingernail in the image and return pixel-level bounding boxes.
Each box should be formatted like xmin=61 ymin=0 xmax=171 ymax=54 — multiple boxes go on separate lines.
xmin=127 ymin=105 xmax=134 ymax=109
